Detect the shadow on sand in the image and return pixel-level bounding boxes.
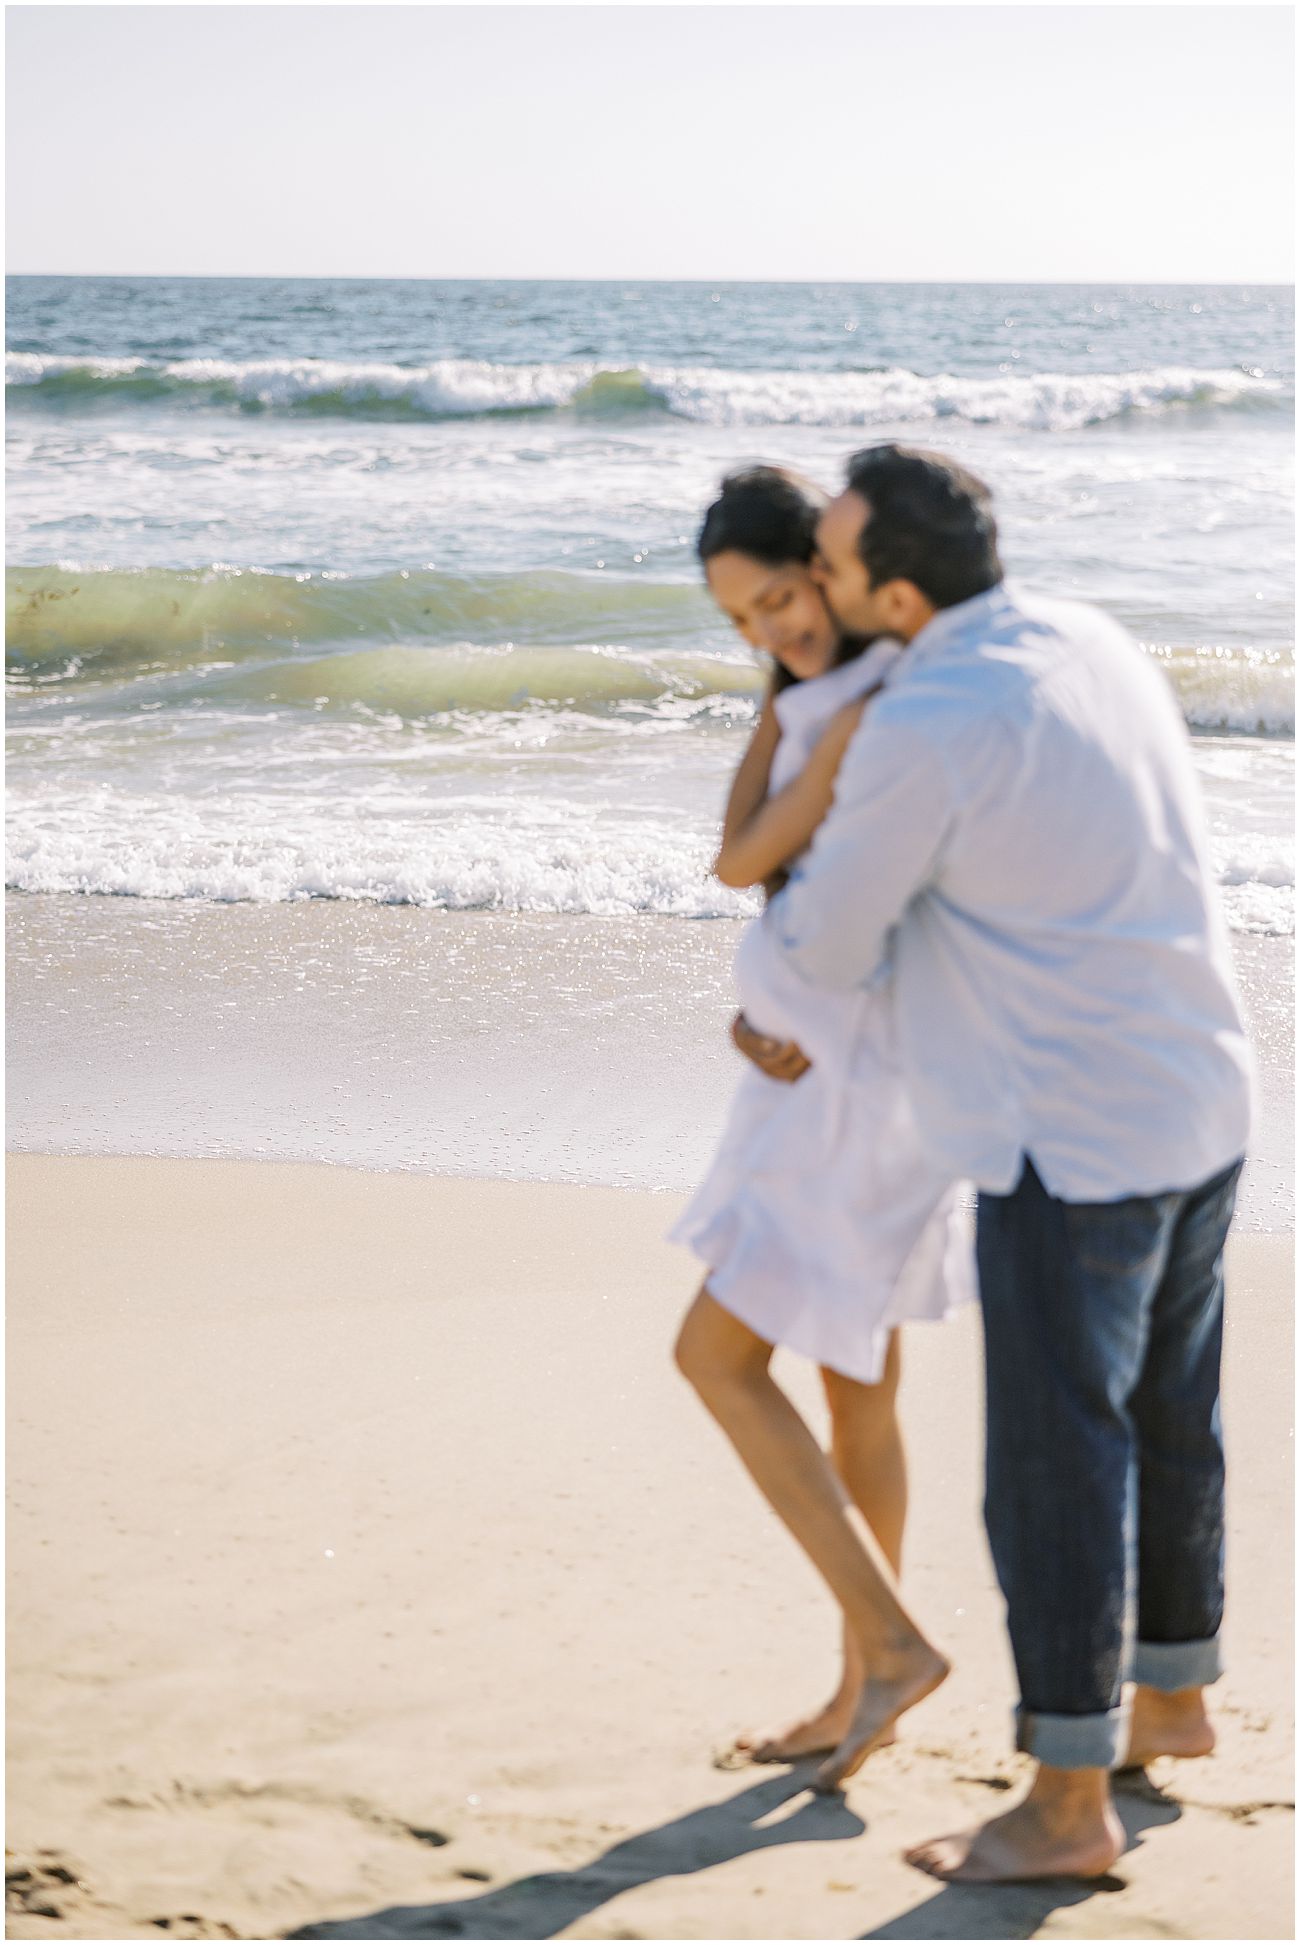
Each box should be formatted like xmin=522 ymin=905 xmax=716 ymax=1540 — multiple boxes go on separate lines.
xmin=288 ymin=1769 xmax=865 ymax=1940
xmin=288 ymin=1768 xmax=1185 ymax=1942
xmin=858 ymin=1775 xmax=1184 ymax=1940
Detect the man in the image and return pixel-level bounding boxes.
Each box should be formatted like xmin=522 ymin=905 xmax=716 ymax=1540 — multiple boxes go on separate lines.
xmin=735 ymin=444 xmax=1252 ymax=1883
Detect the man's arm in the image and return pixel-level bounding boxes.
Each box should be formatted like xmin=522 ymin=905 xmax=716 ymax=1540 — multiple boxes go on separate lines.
xmin=771 ymin=708 xmax=953 ymax=992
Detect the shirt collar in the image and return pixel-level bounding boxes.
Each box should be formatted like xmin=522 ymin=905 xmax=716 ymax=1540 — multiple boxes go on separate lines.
xmin=901 ymin=580 xmax=1015 ymax=670
xmin=772 ymin=637 xmax=903 ymax=735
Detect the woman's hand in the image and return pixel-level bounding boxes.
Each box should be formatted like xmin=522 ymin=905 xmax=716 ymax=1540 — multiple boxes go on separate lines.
xmin=730 ymin=1011 xmax=812 ymax=1083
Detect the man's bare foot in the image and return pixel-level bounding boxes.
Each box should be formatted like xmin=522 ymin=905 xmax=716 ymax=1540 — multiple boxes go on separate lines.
xmin=1118 ymin=1683 xmax=1216 ymax=1772
xmin=906 ymin=1778 xmax=1125 ymax=1883
xmin=815 ymin=1643 xmax=948 ymax=1792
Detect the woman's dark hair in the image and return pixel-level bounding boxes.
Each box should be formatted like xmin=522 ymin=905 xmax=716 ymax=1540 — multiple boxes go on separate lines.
xmin=697 ymin=466 xmax=860 ymax=689
xmin=844 ymin=444 xmax=1002 ymax=610
xmin=697 ymin=465 xmax=828 ymax=571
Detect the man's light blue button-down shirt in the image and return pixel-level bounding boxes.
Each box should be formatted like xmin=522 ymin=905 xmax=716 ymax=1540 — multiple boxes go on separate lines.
xmin=770 ymin=580 xmax=1253 ymax=1201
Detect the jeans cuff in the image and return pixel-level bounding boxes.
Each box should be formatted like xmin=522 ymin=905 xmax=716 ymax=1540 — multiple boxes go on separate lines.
xmin=1131 ymin=1636 xmax=1223 ymax=1690
xmin=1015 ymin=1701 xmax=1129 ymax=1769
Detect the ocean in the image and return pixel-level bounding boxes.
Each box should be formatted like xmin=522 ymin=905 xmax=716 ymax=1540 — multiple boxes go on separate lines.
xmin=5 ymin=276 xmax=1294 ymax=934
xmin=5 ymin=277 xmax=1294 ymax=1221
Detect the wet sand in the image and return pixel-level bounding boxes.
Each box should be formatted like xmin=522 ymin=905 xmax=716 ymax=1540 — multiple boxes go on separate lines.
xmin=6 ymin=894 xmax=1294 ymax=1229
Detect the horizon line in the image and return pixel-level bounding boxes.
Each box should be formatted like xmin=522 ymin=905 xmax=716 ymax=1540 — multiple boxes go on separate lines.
xmin=6 ymin=271 xmax=1295 ymax=289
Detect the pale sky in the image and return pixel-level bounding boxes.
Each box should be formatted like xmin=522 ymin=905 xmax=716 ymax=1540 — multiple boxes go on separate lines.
xmin=6 ymin=3 xmax=1294 ymax=281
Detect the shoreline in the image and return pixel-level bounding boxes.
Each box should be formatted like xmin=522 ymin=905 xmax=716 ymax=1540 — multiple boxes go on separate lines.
xmin=6 ymin=893 xmax=1294 ymax=1229
xmin=6 ymin=1154 xmax=1293 ymax=1940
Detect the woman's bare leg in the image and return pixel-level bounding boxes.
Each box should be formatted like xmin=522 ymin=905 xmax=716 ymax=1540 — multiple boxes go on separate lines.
xmin=675 ymin=1294 xmax=945 ymax=1786
xmin=828 ymin=1332 xmax=907 ymax=1571
xmin=736 ymin=1334 xmax=908 ymax=1762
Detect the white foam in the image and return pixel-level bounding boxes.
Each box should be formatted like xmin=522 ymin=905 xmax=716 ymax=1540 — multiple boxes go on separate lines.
xmin=6 ymin=351 xmax=1287 ymax=430
xmin=8 ymin=786 xmax=1290 ymax=934
xmin=4 ymin=788 xmax=757 ymax=918
xmin=172 ymin=355 xmax=594 ymax=415
xmin=1211 ymin=837 xmax=1295 ymax=937
xmin=5 ymin=351 xmax=148 ymax=383
xmin=646 ymin=363 xmax=1288 ymax=431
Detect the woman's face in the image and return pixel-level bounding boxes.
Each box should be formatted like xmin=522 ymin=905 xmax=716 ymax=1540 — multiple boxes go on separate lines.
xmin=704 ymin=549 xmax=839 ymax=682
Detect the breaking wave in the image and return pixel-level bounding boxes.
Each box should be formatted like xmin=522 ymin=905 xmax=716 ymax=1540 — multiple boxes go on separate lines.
xmin=5 ymin=560 xmax=714 ymax=657
xmin=7 ymin=352 xmax=1289 ymax=430
xmin=7 ymin=563 xmax=1292 ymax=734
xmin=5 ymin=785 xmax=1289 ymax=934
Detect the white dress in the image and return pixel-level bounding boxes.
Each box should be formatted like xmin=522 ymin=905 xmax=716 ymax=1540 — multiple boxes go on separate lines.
xmin=671 ymin=642 xmax=974 ymax=1383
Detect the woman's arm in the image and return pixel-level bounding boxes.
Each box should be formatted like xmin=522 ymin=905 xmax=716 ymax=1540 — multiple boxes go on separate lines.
xmin=714 ymin=697 xmax=868 ymax=890
xmin=718 ymin=684 xmax=782 ymax=855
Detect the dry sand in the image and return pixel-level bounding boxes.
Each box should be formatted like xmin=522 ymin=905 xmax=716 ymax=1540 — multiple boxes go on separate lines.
xmin=6 ymin=1155 xmax=1294 ymax=1941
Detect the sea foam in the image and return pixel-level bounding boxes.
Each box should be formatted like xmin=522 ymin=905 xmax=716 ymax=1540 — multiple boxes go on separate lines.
xmin=4 ymin=788 xmax=753 ymax=918
xmin=6 ymin=786 xmax=1291 ymax=935
xmin=6 ymin=351 xmax=1288 ymax=431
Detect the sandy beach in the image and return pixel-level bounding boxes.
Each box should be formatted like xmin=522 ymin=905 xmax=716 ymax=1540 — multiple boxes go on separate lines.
xmin=6 ymin=1152 xmax=1293 ymax=1941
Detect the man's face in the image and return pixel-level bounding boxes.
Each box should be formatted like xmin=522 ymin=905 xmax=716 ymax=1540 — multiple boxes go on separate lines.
xmin=811 ymin=490 xmax=884 ymax=635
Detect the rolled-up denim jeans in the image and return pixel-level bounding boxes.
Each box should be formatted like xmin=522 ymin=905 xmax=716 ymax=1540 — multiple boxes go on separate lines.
xmin=976 ymin=1155 xmax=1242 ymax=1770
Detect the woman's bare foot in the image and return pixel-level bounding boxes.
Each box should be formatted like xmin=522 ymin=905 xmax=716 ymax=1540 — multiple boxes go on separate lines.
xmin=815 ymin=1643 xmax=948 ymax=1791
xmin=727 ymin=1626 xmax=892 ymax=1766
xmin=1118 ymin=1683 xmax=1216 ymax=1771
xmin=906 ymin=1769 xmax=1125 ymax=1883
xmin=732 ymin=1693 xmax=898 ymax=1765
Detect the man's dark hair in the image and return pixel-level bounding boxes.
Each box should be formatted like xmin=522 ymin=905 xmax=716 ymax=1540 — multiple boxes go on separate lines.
xmin=844 ymin=445 xmax=1002 ymax=609
xmin=697 ymin=465 xmax=827 ymax=570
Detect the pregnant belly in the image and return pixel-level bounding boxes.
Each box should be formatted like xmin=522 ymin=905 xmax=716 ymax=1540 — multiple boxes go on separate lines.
xmin=734 ymin=913 xmax=861 ymax=1055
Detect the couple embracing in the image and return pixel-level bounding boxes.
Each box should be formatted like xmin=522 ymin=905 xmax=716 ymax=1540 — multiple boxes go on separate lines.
xmin=670 ymin=446 xmax=1252 ymax=1883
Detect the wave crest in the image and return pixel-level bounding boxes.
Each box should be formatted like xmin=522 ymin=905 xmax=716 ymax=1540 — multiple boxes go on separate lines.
xmin=7 ymin=351 xmax=1288 ymax=430
xmin=7 ymin=565 xmax=1292 ymax=734
xmin=5 ymin=561 xmax=712 ymax=657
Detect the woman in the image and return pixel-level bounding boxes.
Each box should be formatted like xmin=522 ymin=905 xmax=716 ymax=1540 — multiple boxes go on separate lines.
xmin=671 ymin=467 xmax=972 ymax=1791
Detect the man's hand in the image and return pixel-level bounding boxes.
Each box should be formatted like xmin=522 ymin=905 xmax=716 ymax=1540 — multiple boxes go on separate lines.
xmin=730 ymin=1011 xmax=812 ymax=1083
